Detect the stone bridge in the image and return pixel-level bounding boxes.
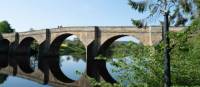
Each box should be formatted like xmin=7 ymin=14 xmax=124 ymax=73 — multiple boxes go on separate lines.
xmin=0 ymin=26 xmax=183 ymax=86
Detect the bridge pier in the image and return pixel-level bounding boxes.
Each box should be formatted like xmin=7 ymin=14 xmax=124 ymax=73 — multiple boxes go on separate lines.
xmin=8 ymin=33 xmax=19 ymax=76
xmin=86 ymin=41 xmax=100 ymax=81
xmin=38 ymin=29 xmax=51 ymax=84
xmin=15 ymin=37 xmax=36 ymax=74
xmin=38 ymin=42 xmax=50 ymax=84
xmin=86 ymin=27 xmax=117 ymax=83
xmin=87 ymin=41 xmax=117 ymax=84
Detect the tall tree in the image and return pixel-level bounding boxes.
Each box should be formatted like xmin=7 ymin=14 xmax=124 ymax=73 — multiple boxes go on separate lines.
xmin=0 ymin=21 xmax=14 ymax=33
xmin=129 ymin=0 xmax=196 ymax=27
xmin=128 ymin=0 xmax=197 ymax=87
xmin=0 ymin=74 xmax=8 ymax=84
xmin=194 ymin=0 xmax=200 ymax=16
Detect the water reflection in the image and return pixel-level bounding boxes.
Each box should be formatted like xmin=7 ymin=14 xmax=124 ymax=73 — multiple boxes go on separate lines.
xmin=0 ymin=56 xmax=122 ymax=87
xmin=0 ymin=75 xmax=51 ymax=87
xmin=60 ymin=55 xmax=86 ymax=80
xmin=0 ymin=39 xmax=126 ymax=86
xmin=0 ymin=55 xmax=88 ymax=87
xmin=30 ymin=56 xmax=38 ymax=70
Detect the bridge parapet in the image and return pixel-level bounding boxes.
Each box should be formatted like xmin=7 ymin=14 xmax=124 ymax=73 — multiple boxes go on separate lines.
xmin=51 ymin=26 xmax=95 ymax=32
xmin=50 ymin=26 xmax=96 ymax=48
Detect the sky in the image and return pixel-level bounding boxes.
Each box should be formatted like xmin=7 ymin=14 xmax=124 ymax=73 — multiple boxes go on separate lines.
xmin=0 ymin=0 xmax=149 ymax=32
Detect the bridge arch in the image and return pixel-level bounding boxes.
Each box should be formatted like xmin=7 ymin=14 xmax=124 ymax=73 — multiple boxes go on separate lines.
xmin=18 ymin=30 xmax=47 ymax=45
xmin=49 ymin=33 xmax=72 ymax=54
xmin=15 ymin=37 xmax=39 ymax=73
xmin=48 ymin=33 xmax=86 ymax=83
xmin=96 ymin=35 xmax=142 ymax=83
xmin=99 ymin=35 xmax=141 ymax=55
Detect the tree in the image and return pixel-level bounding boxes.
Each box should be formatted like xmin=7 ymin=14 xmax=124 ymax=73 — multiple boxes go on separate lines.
xmin=29 ymin=28 xmax=34 ymax=31
xmin=129 ymin=0 xmax=196 ymax=27
xmin=0 ymin=74 xmax=8 ymax=84
xmin=90 ymin=17 xmax=200 ymax=87
xmin=0 ymin=21 xmax=14 ymax=33
xmin=128 ymin=0 xmax=197 ymax=87
xmin=194 ymin=0 xmax=200 ymax=16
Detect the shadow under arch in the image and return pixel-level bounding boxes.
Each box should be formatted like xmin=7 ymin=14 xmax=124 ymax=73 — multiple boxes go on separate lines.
xmin=15 ymin=37 xmax=38 ymax=73
xmin=48 ymin=33 xmax=86 ymax=83
xmin=86 ymin=40 xmax=117 ymax=84
xmin=0 ymin=39 xmax=10 ymax=68
xmin=96 ymin=35 xmax=141 ymax=83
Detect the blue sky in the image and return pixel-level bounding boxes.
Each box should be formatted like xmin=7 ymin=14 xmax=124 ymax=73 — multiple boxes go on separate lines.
xmin=0 ymin=0 xmax=148 ymax=32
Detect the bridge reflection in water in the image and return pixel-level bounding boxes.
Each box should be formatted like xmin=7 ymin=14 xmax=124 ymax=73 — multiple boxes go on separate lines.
xmin=0 ymin=57 xmax=90 ymax=87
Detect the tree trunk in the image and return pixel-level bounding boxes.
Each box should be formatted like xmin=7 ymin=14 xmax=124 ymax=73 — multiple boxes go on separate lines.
xmin=163 ymin=11 xmax=171 ymax=87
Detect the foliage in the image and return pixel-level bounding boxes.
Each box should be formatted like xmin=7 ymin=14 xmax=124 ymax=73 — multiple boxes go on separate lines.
xmin=169 ymin=18 xmax=200 ymax=86
xmin=30 ymin=40 xmax=39 ymax=56
xmin=99 ymin=42 xmax=164 ymax=87
xmin=128 ymin=0 xmax=197 ymax=27
xmin=194 ymin=0 xmax=200 ymax=16
xmin=100 ymin=41 xmax=135 ymax=59
xmin=0 ymin=74 xmax=8 ymax=84
xmin=89 ymin=77 xmax=122 ymax=87
xmin=59 ymin=39 xmax=86 ymax=59
xmin=0 ymin=21 xmax=14 ymax=33
xmin=91 ymin=18 xmax=200 ymax=87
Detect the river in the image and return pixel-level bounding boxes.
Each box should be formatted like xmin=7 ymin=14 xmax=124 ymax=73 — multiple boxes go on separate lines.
xmin=0 ymin=55 xmax=119 ymax=87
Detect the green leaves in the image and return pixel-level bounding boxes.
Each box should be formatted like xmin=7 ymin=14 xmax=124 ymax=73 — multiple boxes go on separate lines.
xmin=129 ymin=0 xmax=197 ymax=27
xmin=59 ymin=39 xmax=86 ymax=59
xmin=168 ymin=18 xmax=200 ymax=86
xmin=131 ymin=19 xmax=144 ymax=28
xmin=128 ymin=0 xmax=146 ymax=13
xmin=0 ymin=74 xmax=8 ymax=84
xmin=92 ymin=18 xmax=200 ymax=86
xmin=179 ymin=0 xmax=193 ymax=13
xmin=0 ymin=21 xmax=14 ymax=33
